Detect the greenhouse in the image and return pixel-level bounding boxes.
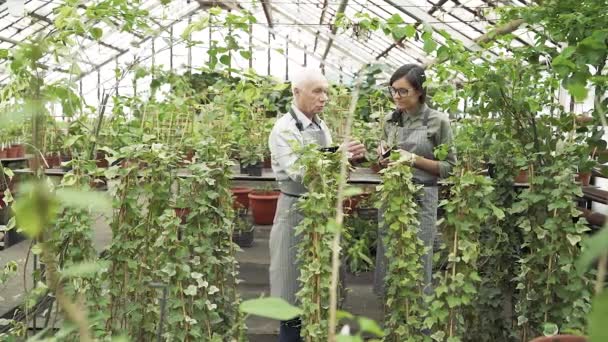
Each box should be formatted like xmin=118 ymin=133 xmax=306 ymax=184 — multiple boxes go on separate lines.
xmin=0 ymin=0 xmax=606 ymax=341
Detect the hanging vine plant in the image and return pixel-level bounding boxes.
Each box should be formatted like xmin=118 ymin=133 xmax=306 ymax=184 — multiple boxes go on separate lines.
xmin=295 ymin=144 xmax=342 ymax=341
xmin=511 ymin=146 xmax=593 ymax=340
xmin=376 ymin=159 xmax=425 ymax=341
xmin=425 ymin=124 xmax=505 ymax=340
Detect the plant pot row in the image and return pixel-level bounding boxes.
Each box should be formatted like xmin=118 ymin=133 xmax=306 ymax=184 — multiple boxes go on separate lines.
xmin=174 ymin=188 xmax=374 ymax=230
xmin=514 ymin=169 xmax=592 ymax=186
xmin=0 ymin=144 xmax=25 ymax=159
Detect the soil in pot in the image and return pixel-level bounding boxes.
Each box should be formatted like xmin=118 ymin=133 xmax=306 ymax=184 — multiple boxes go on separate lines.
xmin=249 ymin=191 xmax=280 ymax=225
xmin=231 ymin=187 xmax=253 ymax=209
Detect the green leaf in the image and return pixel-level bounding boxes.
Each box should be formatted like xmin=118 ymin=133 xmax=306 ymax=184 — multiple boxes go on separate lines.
xmin=184 ymin=285 xmax=197 ymax=296
xmin=343 ymin=187 xmax=363 ymax=198
xmin=566 ymin=234 xmax=582 ymax=246
xmin=0 ymin=49 xmax=8 ymax=58
xmin=239 ymin=50 xmax=252 ymax=59
xmin=576 ymin=226 xmax=608 ymax=273
xmin=63 ymin=135 xmax=82 ymax=148
xmin=62 ymin=261 xmax=109 ymax=278
xmin=357 ymin=316 xmax=383 ymax=337
xmin=589 ymin=291 xmax=608 ymax=342
xmin=567 ymin=82 xmax=588 ymax=101
xmin=404 ymin=25 xmax=416 ymax=38
xmin=542 ymin=322 xmax=559 ymax=336
xmin=337 ymin=310 xmax=353 ymax=320
xmin=90 ymin=27 xmax=103 ymax=40
xmin=3 ymin=168 xmax=14 ymax=178
xmin=240 ymin=297 xmax=302 ymax=320
xmin=337 ymin=336 xmax=363 ymax=342
xmin=13 ymin=183 xmax=58 ymax=239
xmin=422 ymin=32 xmax=437 ymax=53
xmin=55 ymin=188 xmax=112 ymax=213
xmin=219 ymin=55 xmax=231 ymax=66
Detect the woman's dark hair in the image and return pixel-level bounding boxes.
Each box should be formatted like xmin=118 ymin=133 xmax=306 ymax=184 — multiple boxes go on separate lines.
xmin=389 ymin=64 xmax=426 ymax=104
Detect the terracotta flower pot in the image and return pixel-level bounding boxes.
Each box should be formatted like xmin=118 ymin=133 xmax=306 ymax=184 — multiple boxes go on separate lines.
xmin=249 ymin=191 xmax=280 ymax=225
xmin=263 ymin=156 xmax=272 ymax=169
xmin=576 ymin=172 xmax=591 ymax=186
xmin=514 ymin=169 xmax=529 ymax=183
xmin=232 ymin=187 xmax=253 ymax=209
xmin=343 ymin=193 xmax=370 ymax=215
xmin=370 ymin=163 xmax=383 ymax=173
xmin=174 ymin=207 xmax=191 ymax=225
xmin=6 ymin=146 xmax=17 ymax=158
xmin=96 ymin=151 xmax=109 ymax=168
xmin=529 ymin=335 xmax=586 ymax=342
xmin=15 ymin=144 xmax=25 ymax=157
xmin=0 ymin=149 xmax=6 ymax=159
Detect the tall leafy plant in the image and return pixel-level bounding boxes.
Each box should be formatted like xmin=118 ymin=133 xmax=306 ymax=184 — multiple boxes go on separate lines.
xmin=295 ymin=145 xmax=342 ymax=341
xmin=376 ymin=160 xmax=425 ymax=341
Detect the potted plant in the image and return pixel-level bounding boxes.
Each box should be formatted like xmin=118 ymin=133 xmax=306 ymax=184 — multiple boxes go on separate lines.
xmin=232 ymin=207 xmax=254 ymax=247
xmin=231 ymin=187 xmax=253 ymax=209
xmin=576 ymin=158 xmax=595 ymax=186
xmin=248 ymin=186 xmax=280 ymax=225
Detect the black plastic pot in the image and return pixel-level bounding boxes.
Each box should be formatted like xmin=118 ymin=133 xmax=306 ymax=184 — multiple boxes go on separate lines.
xmin=356 ymin=207 xmax=378 ymax=222
xmin=232 ymin=225 xmax=255 ymax=248
xmin=247 ymin=162 xmax=263 ymax=176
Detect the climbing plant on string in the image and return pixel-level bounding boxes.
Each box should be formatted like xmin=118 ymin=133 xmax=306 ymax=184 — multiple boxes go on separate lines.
xmin=295 ymin=144 xmax=342 ymax=342
xmin=149 ymin=137 xmax=243 ymax=341
xmin=425 ymin=121 xmax=505 ymax=341
xmin=510 ymin=143 xmax=593 ymax=339
xmin=376 ymin=158 xmax=425 ymax=341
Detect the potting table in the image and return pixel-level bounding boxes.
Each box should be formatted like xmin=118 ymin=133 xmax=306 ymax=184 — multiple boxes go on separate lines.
xmin=12 ymin=166 xmax=386 ymax=184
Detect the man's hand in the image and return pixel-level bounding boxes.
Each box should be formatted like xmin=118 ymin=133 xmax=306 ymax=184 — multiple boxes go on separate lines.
xmin=340 ymin=140 xmax=366 ymax=161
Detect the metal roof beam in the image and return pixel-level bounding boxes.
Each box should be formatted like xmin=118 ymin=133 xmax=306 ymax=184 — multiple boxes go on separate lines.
xmin=375 ymin=0 xmax=448 ymax=60
xmin=73 ymin=2 xmax=202 ymax=82
xmin=260 ymin=0 xmax=274 ymax=29
xmin=320 ymin=0 xmax=349 ymax=69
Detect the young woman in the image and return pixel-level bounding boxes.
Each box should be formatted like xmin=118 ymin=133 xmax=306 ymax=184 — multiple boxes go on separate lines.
xmin=374 ymin=64 xmax=456 ymax=296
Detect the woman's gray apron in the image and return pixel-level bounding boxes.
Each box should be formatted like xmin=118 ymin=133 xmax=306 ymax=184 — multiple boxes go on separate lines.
xmin=374 ymin=109 xmax=439 ymax=296
xmin=269 ymin=119 xmax=328 ymax=305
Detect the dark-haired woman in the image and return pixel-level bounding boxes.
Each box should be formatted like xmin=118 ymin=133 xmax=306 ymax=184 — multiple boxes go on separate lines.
xmin=374 ymin=64 xmax=456 ymax=296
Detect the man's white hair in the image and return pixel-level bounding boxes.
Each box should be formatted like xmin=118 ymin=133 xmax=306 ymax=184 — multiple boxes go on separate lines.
xmin=291 ymin=67 xmax=327 ymax=93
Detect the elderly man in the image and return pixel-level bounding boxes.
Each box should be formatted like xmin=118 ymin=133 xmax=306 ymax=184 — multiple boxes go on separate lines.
xmin=268 ymin=68 xmax=366 ymax=341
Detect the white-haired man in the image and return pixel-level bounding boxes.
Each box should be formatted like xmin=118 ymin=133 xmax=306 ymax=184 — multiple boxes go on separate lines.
xmin=268 ymin=68 xmax=366 ymax=341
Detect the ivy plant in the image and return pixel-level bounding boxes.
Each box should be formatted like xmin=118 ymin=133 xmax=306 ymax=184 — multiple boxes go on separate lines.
xmin=376 ymin=158 xmax=425 ymax=341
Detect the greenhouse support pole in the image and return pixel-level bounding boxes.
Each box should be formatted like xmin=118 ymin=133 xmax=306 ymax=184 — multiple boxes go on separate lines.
xmin=267 ymin=31 xmax=271 ymax=76
xmin=285 ymin=39 xmax=289 ymax=80
xmin=249 ymin=22 xmax=253 ymax=69
xmin=170 ymin=26 xmax=174 ymax=71
xmin=188 ymin=16 xmax=192 ymax=70
xmin=320 ymin=0 xmax=349 ymax=70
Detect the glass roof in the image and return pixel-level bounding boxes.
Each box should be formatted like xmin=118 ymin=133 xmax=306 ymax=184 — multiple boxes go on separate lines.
xmin=0 ymin=0 xmax=537 ymax=96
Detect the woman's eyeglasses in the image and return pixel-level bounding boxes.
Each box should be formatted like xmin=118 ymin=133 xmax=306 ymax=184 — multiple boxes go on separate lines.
xmin=387 ymin=86 xmax=414 ymax=97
